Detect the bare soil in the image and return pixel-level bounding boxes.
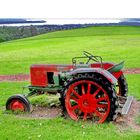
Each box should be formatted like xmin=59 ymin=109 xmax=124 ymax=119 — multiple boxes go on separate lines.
xmin=18 ymin=106 xmax=62 ymax=119
xmin=124 ymin=68 xmax=140 ymax=74
xmin=115 ymin=99 xmax=140 ymax=132
xmin=0 ymin=68 xmax=140 ymax=82
xmin=0 ymin=74 xmax=29 ymax=82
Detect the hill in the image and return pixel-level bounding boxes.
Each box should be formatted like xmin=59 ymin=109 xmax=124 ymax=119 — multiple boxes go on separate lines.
xmin=0 ymin=26 xmax=140 ymax=74
xmin=0 ymin=26 xmax=140 ymax=140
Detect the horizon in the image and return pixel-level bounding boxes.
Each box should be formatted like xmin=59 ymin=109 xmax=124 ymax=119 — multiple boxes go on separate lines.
xmin=0 ymin=18 xmax=140 ymax=26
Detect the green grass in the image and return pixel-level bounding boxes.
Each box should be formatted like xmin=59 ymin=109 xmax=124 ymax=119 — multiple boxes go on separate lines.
xmin=0 ymin=26 xmax=140 ymax=74
xmin=126 ymin=74 xmax=140 ymax=99
xmin=30 ymin=94 xmax=60 ymax=107
xmin=1 ymin=114 xmax=140 ymax=140
xmin=0 ymin=74 xmax=140 ymax=140
xmin=136 ymin=115 xmax=140 ymax=125
xmin=0 ymin=26 xmax=140 ymax=139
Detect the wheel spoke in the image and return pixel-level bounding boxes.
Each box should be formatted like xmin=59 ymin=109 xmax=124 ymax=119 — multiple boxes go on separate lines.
xmin=97 ymin=103 xmax=107 ymax=108
xmin=70 ymin=105 xmax=79 ymax=111
xmin=97 ymin=96 xmax=108 ymax=102
xmin=87 ymin=83 xmax=91 ymax=94
xmin=70 ymin=97 xmax=78 ymax=102
xmin=83 ymin=112 xmax=88 ymax=121
xmin=95 ymin=110 xmax=103 ymax=118
xmin=82 ymin=85 xmax=85 ymax=95
xmin=72 ymin=90 xmax=81 ymax=99
xmin=92 ymin=88 xmax=100 ymax=98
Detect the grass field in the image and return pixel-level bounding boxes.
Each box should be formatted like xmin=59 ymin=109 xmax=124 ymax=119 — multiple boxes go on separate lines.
xmin=0 ymin=113 xmax=140 ymax=140
xmin=0 ymin=26 xmax=140 ymax=140
xmin=0 ymin=26 xmax=140 ymax=74
xmin=1 ymin=112 xmax=140 ymax=140
xmin=0 ymin=74 xmax=140 ymax=140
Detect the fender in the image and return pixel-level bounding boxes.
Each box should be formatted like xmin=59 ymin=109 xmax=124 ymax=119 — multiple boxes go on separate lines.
xmin=90 ymin=62 xmax=124 ymax=79
xmin=69 ymin=68 xmax=117 ymax=85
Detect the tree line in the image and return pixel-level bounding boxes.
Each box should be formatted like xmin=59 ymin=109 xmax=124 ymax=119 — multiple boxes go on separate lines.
xmin=1 ymin=21 xmax=138 ymax=43
xmin=0 ymin=24 xmax=89 ymax=43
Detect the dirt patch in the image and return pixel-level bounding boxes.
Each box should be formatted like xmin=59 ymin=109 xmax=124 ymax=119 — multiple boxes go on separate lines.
xmin=115 ymin=99 xmax=140 ymax=132
xmin=0 ymin=68 xmax=140 ymax=82
xmin=17 ymin=106 xmax=62 ymax=119
xmin=125 ymin=68 xmax=140 ymax=74
xmin=0 ymin=74 xmax=29 ymax=82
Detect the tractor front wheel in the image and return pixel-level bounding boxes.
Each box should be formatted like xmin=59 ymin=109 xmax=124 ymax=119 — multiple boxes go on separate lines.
xmin=6 ymin=94 xmax=31 ymax=112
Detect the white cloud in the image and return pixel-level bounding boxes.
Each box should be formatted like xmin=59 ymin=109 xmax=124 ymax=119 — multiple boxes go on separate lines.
xmin=0 ymin=0 xmax=140 ymax=18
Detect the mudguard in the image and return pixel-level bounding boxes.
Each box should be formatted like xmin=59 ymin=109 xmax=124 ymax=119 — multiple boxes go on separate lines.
xmin=90 ymin=62 xmax=124 ymax=79
xmin=69 ymin=68 xmax=117 ymax=85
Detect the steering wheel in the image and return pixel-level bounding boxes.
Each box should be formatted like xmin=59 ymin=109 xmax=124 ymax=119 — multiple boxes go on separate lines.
xmin=83 ymin=51 xmax=99 ymax=64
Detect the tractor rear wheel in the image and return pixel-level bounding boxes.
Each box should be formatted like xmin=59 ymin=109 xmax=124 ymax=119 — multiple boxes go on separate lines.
xmin=117 ymin=74 xmax=128 ymax=97
xmin=6 ymin=94 xmax=31 ymax=112
xmin=61 ymin=74 xmax=118 ymax=123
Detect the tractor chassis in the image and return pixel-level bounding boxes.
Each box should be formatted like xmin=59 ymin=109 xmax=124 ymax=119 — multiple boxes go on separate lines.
xmin=22 ymin=85 xmax=62 ymax=98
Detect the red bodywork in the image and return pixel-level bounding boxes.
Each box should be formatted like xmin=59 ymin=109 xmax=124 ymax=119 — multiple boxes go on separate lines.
xmin=30 ymin=63 xmax=123 ymax=87
xmin=30 ymin=64 xmax=74 ymax=86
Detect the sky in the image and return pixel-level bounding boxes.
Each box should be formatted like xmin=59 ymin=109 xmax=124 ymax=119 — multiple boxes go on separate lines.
xmin=0 ymin=0 xmax=139 ymax=18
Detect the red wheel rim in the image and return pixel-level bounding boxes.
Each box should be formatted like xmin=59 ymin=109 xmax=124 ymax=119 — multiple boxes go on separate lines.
xmin=9 ymin=99 xmax=25 ymax=111
xmin=65 ymin=80 xmax=110 ymax=123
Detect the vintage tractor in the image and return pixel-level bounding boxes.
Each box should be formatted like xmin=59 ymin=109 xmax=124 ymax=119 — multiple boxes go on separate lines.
xmin=6 ymin=51 xmax=133 ymax=123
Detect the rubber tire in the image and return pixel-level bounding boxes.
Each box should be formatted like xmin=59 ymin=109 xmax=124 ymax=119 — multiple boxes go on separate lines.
xmin=117 ymin=74 xmax=128 ymax=97
xmin=6 ymin=94 xmax=31 ymax=112
xmin=60 ymin=73 xmax=118 ymax=123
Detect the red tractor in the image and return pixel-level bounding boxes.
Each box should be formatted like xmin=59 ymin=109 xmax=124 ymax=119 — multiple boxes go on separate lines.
xmin=6 ymin=51 xmax=133 ymax=123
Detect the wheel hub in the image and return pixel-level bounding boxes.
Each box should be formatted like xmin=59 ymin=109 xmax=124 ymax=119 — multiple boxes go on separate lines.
xmin=11 ymin=100 xmax=24 ymax=111
xmin=78 ymin=94 xmax=97 ymax=113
